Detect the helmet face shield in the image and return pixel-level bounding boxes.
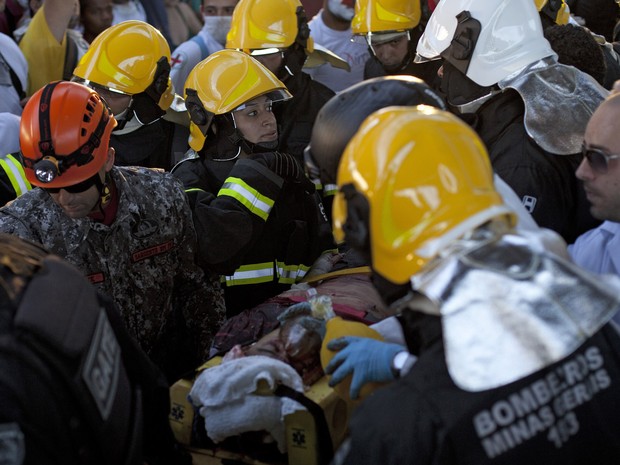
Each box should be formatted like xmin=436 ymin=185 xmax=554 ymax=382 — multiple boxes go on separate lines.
xmin=231 ymin=89 xmax=291 ymax=112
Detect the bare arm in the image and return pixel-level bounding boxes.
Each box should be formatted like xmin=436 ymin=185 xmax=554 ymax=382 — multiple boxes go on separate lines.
xmin=42 ymin=0 xmax=77 ymax=43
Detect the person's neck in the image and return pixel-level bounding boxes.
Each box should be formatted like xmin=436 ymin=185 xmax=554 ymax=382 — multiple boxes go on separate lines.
xmin=321 ymin=8 xmax=350 ymax=31
xmin=88 ymin=177 xmax=118 ymax=225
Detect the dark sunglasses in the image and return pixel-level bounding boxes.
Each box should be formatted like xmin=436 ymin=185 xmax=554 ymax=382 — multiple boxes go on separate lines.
xmin=43 ymin=176 xmax=97 ymax=194
xmin=581 ymin=143 xmax=620 ymax=174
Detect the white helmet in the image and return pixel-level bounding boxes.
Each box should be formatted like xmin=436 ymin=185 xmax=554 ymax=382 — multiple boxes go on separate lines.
xmin=416 ymin=0 xmax=557 ymax=87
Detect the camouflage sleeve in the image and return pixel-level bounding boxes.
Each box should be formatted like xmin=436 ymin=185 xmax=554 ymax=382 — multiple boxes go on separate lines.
xmin=168 ymin=176 xmax=226 ymax=361
xmin=0 ymin=211 xmax=39 ymax=243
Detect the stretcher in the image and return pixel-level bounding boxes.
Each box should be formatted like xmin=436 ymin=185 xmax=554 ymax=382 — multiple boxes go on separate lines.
xmin=169 ymin=353 xmax=350 ymax=465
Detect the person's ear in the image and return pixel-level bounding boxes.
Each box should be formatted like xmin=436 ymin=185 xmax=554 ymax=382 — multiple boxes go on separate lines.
xmin=105 ymin=147 xmax=115 ymax=171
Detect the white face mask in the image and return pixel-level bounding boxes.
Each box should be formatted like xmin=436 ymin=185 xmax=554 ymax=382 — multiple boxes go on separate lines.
xmin=326 ymin=0 xmax=355 ymax=22
xmin=203 ymin=15 xmax=232 ymax=45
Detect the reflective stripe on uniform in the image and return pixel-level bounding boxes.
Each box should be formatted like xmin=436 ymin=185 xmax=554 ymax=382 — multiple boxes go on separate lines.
xmin=323 ymin=183 xmax=338 ymax=197
xmin=221 ymin=262 xmax=275 ymax=286
xmin=185 ymin=187 xmax=206 ymax=194
xmin=221 ymin=260 xmax=310 ymax=286
xmin=277 ymin=261 xmax=309 ymax=284
xmin=0 ymin=154 xmax=32 ymax=198
xmin=218 ymin=177 xmax=274 ymax=221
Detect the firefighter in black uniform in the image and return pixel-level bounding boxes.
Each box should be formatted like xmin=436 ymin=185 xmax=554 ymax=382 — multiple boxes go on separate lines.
xmin=0 ymin=233 xmax=189 ymax=465
xmin=327 ymin=104 xmax=620 ymax=464
xmin=226 ymin=0 xmax=336 ymax=162
xmin=72 ymin=21 xmax=190 ymax=171
xmin=416 ymin=0 xmax=605 ymax=244
xmin=172 ymin=49 xmax=335 ymax=318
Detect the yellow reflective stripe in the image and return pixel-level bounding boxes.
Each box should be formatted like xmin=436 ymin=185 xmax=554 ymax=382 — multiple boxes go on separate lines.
xmin=218 ymin=177 xmax=274 ymax=221
xmin=276 ymin=262 xmax=310 ymax=284
xmin=323 ymin=183 xmax=338 ymax=197
xmin=221 ymin=262 xmax=275 ymax=286
xmin=185 ymin=187 xmax=206 ymax=194
xmin=0 ymin=155 xmax=32 ymax=197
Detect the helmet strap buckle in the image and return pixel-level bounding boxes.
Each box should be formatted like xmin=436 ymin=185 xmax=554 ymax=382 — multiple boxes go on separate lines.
xmin=440 ymin=10 xmax=481 ymax=75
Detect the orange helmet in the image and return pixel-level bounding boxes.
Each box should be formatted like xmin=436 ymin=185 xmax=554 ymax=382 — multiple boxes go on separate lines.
xmin=20 ymin=81 xmax=117 ymax=188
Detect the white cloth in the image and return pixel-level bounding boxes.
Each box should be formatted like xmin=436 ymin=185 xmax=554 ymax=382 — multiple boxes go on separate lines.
xmin=112 ymin=0 xmax=147 ymax=24
xmin=188 ymin=355 xmax=306 ymax=453
xmin=0 ymin=33 xmax=27 ymax=115
xmin=0 ymin=113 xmax=21 ymax=155
xmin=305 ymin=9 xmax=369 ymax=93
xmin=169 ymin=27 xmax=223 ymax=95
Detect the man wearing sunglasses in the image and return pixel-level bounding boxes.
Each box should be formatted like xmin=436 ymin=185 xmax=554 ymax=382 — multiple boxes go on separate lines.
xmin=569 ymin=92 xmax=620 ymax=324
xmin=0 ymin=81 xmax=226 ymax=384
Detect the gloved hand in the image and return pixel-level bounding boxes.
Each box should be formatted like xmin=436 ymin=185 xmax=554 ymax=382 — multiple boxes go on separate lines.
xmin=325 ymin=337 xmax=406 ymax=400
xmin=250 ymin=152 xmax=305 ymax=183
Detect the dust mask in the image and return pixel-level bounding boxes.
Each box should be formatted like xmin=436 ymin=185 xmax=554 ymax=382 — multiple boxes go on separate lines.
xmin=203 ymin=15 xmax=232 ymax=45
xmin=327 ymin=0 xmax=355 ymax=21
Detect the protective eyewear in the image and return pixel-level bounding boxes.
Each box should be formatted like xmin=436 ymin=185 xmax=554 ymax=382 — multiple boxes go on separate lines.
xmin=43 ymin=175 xmax=98 ymax=194
xmin=581 ymin=143 xmax=620 ymax=174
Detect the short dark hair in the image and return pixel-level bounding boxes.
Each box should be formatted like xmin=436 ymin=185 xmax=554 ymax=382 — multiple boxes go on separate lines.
xmin=544 ymin=23 xmax=607 ymax=85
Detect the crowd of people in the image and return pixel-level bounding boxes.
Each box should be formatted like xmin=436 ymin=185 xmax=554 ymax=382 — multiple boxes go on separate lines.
xmin=1 ymin=0 xmax=620 ymax=463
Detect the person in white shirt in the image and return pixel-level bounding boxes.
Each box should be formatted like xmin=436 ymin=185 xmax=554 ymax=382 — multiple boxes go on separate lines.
xmin=169 ymin=0 xmax=237 ymax=93
xmin=112 ymin=0 xmax=146 ymax=24
xmin=304 ymin=0 xmax=369 ymax=93
xmin=0 ymin=32 xmax=27 ymax=115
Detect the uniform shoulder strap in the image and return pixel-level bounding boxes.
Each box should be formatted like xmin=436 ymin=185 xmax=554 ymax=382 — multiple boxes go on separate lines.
xmin=190 ymin=34 xmax=210 ymax=60
xmin=63 ymin=33 xmax=78 ymax=81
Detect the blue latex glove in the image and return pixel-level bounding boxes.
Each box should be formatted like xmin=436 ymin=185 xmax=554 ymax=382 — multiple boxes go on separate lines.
xmin=325 ymin=337 xmax=406 ymax=399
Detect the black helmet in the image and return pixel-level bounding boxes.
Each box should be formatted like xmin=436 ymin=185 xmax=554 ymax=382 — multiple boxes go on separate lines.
xmin=304 ymin=75 xmax=446 ymax=188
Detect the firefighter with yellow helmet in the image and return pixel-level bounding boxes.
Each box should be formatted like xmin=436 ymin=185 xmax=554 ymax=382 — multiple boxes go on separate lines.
xmin=351 ymin=0 xmax=441 ymax=85
xmin=226 ymin=0 xmax=336 ymax=161
xmin=171 ymin=49 xmax=335 ymax=317
xmin=327 ymin=105 xmax=620 ymax=464
xmin=72 ymin=20 xmax=190 ymax=171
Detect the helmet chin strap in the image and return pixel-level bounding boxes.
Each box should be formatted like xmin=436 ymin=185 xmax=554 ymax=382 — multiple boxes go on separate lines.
xmin=112 ymin=106 xmax=134 ymax=131
xmin=94 ymin=172 xmax=112 ymax=214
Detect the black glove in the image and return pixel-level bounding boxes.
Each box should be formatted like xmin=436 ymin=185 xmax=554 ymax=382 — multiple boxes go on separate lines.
xmin=250 ymin=151 xmax=304 ymax=182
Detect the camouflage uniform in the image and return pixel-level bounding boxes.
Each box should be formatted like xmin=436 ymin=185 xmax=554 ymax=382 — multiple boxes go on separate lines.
xmin=0 ymin=166 xmax=226 ymax=379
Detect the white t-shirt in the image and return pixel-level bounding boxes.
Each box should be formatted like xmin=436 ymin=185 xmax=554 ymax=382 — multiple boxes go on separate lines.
xmin=0 ymin=33 xmax=28 ymax=115
xmin=112 ymin=0 xmax=147 ymax=24
xmin=305 ymin=9 xmax=369 ymax=93
xmin=0 ymin=112 xmax=21 ymax=155
xmin=169 ymin=26 xmax=223 ymax=95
